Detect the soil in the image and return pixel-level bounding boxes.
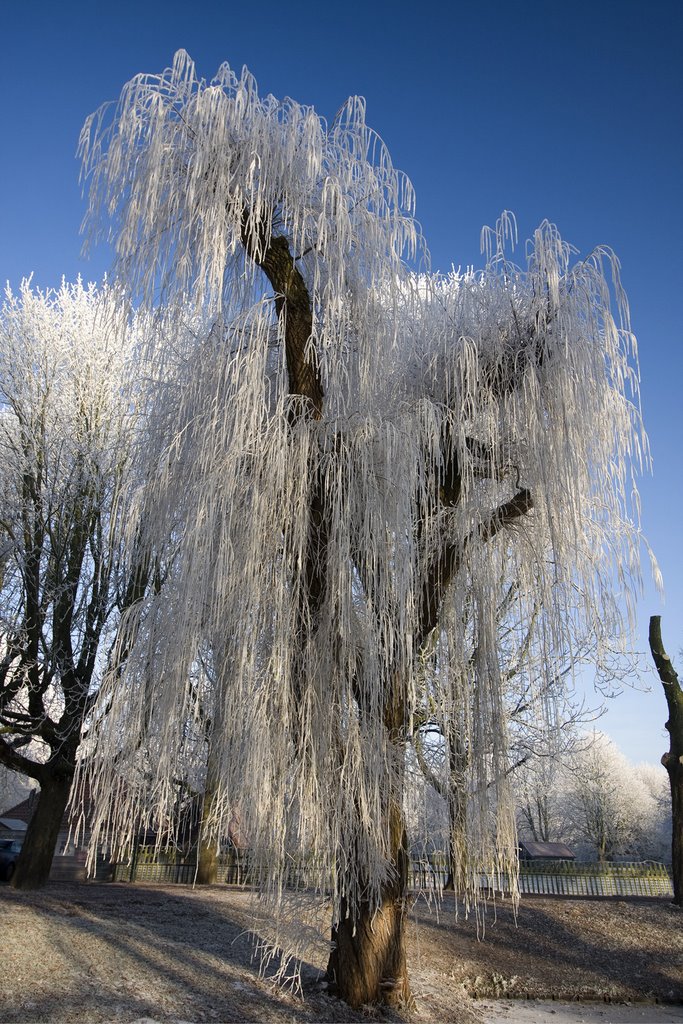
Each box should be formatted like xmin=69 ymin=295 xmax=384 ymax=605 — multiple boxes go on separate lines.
xmin=0 ymin=882 xmax=681 ymax=1023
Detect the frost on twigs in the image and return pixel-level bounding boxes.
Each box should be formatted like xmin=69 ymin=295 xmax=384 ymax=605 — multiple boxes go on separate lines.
xmin=77 ymin=52 xmax=650 ymax=975
xmin=0 ymin=279 xmax=147 ymax=822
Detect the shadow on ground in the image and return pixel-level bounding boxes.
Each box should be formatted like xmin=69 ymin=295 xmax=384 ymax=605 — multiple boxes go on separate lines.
xmin=0 ymin=882 xmax=391 ymax=1023
xmin=411 ymin=892 xmax=683 ymax=1004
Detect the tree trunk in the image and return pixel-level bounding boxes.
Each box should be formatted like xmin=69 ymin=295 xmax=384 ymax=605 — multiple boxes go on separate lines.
xmin=11 ymin=770 xmax=73 ymax=890
xmin=444 ymin=736 xmax=468 ymax=891
xmin=668 ymin=758 xmax=683 ymax=906
xmin=196 ymin=752 xmax=219 ymax=884
xmin=196 ymin=831 xmax=218 ymax=884
xmin=648 ymin=615 xmax=683 ymax=906
xmin=326 ymin=797 xmax=412 ymax=1009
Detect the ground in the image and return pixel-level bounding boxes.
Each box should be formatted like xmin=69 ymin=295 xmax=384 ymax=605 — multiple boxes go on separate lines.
xmin=0 ymin=882 xmax=681 ymax=1023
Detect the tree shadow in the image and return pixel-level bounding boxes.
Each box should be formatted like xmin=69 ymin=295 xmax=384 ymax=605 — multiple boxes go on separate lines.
xmin=0 ymin=881 xmax=382 ymax=1023
xmin=411 ymin=892 xmax=683 ymax=1003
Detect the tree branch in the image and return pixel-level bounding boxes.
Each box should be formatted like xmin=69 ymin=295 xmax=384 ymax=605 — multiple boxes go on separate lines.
xmin=648 ymin=615 xmax=683 ymax=767
xmin=0 ymin=734 xmax=46 ymax=783
xmin=417 ymin=488 xmax=533 ymax=651
xmin=241 ymin=216 xmax=324 ymax=420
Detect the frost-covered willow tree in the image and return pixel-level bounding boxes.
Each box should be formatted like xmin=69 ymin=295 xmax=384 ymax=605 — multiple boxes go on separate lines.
xmin=77 ymin=52 xmax=649 ymax=1007
xmin=0 ymin=281 xmax=148 ymax=889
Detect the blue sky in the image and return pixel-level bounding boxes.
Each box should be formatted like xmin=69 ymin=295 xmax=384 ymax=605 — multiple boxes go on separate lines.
xmin=1 ymin=0 xmax=681 ymax=765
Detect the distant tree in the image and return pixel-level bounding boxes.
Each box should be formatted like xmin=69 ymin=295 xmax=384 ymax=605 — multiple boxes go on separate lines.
xmin=648 ymin=616 xmax=682 ymax=904
xmin=633 ymin=760 xmax=671 ymax=862
xmin=562 ymin=731 xmax=653 ymax=861
xmin=78 ymin=53 xmax=649 ymax=1007
xmin=0 ymin=281 xmax=147 ymax=889
xmin=515 ymin=752 xmax=574 ymax=846
xmin=515 ymin=732 xmax=671 ymax=863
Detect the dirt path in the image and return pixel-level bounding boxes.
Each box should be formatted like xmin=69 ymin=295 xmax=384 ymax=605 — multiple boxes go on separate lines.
xmin=122 ymin=1008 xmax=683 ymax=1024
xmin=480 ymin=999 xmax=683 ymax=1024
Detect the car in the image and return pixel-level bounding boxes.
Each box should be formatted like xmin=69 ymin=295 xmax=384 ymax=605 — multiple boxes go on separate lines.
xmin=0 ymin=839 xmax=22 ymax=881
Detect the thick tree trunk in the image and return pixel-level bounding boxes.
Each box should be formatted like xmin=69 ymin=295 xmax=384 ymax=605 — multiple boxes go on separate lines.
xmin=196 ymin=828 xmax=218 ymax=884
xmin=444 ymin=788 xmax=467 ymax=891
xmin=196 ymin=751 xmax=219 ymax=884
xmin=11 ymin=769 xmax=73 ymax=890
xmin=444 ymin=737 xmax=468 ymax=891
xmin=326 ymin=797 xmax=412 ymax=1009
xmin=648 ymin=615 xmax=683 ymax=906
xmin=669 ymin=759 xmax=683 ymax=906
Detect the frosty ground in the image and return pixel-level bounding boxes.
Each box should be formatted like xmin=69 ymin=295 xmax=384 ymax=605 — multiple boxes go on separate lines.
xmin=1 ymin=882 xmax=681 ymax=1023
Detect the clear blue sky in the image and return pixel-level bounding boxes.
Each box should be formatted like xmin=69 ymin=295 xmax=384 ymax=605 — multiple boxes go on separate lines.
xmin=1 ymin=0 xmax=681 ymax=765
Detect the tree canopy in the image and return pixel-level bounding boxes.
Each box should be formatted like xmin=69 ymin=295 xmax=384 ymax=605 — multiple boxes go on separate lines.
xmin=0 ymin=280 xmax=147 ymax=886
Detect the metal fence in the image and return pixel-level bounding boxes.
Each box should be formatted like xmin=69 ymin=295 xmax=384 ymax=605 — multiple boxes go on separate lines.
xmin=114 ymin=848 xmax=250 ymax=885
xmin=516 ymin=861 xmax=673 ymax=898
xmin=113 ymin=853 xmax=673 ymax=898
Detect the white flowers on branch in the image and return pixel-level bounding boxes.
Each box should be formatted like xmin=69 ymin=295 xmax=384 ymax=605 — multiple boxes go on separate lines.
xmin=76 ymin=52 xmax=650 ymax=936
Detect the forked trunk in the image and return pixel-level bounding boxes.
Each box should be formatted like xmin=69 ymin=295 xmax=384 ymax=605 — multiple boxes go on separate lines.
xmin=326 ymin=798 xmax=412 ymax=1009
xmin=11 ymin=770 xmax=73 ymax=890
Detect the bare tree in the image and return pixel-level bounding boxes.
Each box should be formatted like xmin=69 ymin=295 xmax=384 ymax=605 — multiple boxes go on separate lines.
xmin=648 ymin=616 xmax=682 ymax=904
xmin=77 ymin=53 xmax=649 ymax=1007
xmin=0 ymin=281 xmax=148 ymax=888
xmin=561 ymin=732 xmax=653 ymax=861
xmin=412 ymin=568 xmax=608 ymax=889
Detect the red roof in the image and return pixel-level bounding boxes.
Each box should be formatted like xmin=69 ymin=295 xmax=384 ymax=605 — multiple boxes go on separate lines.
xmin=2 ymin=784 xmax=95 ymax=832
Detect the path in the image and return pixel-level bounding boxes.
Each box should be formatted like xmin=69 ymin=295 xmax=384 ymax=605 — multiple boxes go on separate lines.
xmin=480 ymin=1000 xmax=683 ymax=1024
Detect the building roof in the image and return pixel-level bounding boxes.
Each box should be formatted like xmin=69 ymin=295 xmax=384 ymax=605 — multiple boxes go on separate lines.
xmin=1 ymin=794 xmax=37 ymax=825
xmin=1 ymin=790 xmax=82 ymax=834
xmin=1 ymin=784 xmax=96 ymax=833
xmin=519 ymin=840 xmax=575 ymax=859
xmin=0 ymin=817 xmax=28 ymax=832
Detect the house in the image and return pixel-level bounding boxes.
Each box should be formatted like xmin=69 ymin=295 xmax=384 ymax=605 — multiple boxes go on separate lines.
xmin=519 ymin=840 xmax=576 ymax=861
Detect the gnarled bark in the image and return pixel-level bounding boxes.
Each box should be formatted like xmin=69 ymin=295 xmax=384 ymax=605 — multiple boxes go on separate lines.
xmin=326 ymin=797 xmax=412 ymax=1008
xmin=326 ymin=674 xmax=413 ymax=1008
xmin=648 ymin=615 xmax=683 ymax=906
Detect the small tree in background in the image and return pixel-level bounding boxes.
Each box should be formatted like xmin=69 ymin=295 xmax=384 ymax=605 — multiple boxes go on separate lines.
xmin=634 ymin=760 xmax=671 ymax=863
xmin=515 ymin=751 xmax=575 ymax=847
xmin=563 ymin=731 xmax=653 ymax=861
xmin=77 ymin=53 xmax=651 ymax=1006
xmin=0 ymin=281 xmax=148 ymax=888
